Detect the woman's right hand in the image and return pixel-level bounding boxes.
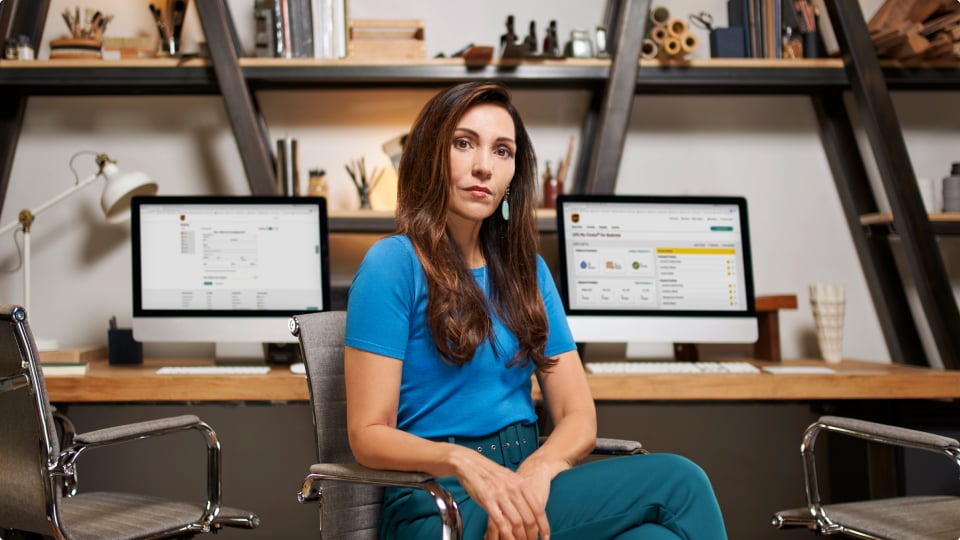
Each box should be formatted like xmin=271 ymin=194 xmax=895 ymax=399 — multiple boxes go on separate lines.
xmin=447 ymin=443 xmax=551 ymax=540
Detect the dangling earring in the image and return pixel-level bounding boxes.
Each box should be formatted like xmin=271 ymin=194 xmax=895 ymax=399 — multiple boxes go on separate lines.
xmin=501 ymin=186 xmax=510 ymax=221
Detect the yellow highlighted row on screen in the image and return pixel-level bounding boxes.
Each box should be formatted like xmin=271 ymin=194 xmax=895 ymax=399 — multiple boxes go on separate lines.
xmin=656 ymin=247 xmax=736 ymax=255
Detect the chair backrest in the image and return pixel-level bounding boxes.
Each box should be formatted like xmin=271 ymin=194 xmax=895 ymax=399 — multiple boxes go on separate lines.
xmin=293 ymin=310 xmax=383 ymax=538
xmin=0 ymin=304 xmax=64 ymax=536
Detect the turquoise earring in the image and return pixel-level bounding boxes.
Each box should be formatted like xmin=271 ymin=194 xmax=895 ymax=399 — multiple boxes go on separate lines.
xmin=501 ymin=187 xmax=510 ymax=221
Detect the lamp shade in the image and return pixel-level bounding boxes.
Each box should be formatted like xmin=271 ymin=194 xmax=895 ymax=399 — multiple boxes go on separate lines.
xmin=99 ymin=160 xmax=158 ymax=222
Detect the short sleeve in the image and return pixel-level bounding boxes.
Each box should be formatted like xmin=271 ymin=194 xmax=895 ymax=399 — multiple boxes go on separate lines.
xmin=539 ymin=255 xmax=576 ymax=357
xmin=345 ymin=236 xmax=418 ymax=360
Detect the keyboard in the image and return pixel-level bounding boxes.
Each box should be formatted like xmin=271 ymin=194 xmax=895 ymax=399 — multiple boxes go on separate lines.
xmin=156 ymin=366 xmax=272 ymax=375
xmin=585 ymin=361 xmax=761 ymax=375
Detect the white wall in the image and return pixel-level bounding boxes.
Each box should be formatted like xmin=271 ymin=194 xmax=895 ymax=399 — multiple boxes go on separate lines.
xmin=2 ymin=0 xmax=958 ymax=365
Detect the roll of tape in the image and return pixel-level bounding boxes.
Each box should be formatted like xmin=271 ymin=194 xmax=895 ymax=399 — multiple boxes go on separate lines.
xmin=650 ymin=5 xmax=670 ymax=26
xmin=660 ymin=36 xmax=681 ymax=57
xmin=650 ymin=24 xmax=669 ymax=44
xmin=641 ymin=38 xmax=658 ymax=59
xmin=667 ymin=18 xmax=688 ymax=37
xmin=680 ymin=32 xmax=699 ymax=55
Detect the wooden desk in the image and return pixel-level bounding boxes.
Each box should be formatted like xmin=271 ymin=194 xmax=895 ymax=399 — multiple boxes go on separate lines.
xmin=43 ymin=358 xmax=960 ymax=403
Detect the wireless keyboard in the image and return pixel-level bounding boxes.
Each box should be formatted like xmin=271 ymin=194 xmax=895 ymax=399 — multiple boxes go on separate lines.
xmin=156 ymin=366 xmax=272 ymax=375
xmin=585 ymin=361 xmax=761 ymax=375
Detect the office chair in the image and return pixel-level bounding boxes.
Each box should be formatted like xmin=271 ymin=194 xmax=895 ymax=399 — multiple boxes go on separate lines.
xmin=290 ymin=310 xmax=644 ymax=540
xmin=0 ymin=304 xmax=259 ymax=539
xmin=772 ymin=415 xmax=960 ymax=538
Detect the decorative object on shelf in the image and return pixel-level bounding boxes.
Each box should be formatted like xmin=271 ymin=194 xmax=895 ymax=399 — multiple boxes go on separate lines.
xmin=49 ymin=6 xmax=113 ymax=60
xmin=100 ymin=36 xmax=157 ymax=60
xmin=308 ymin=169 xmax=328 ymax=199
xmin=868 ymin=0 xmax=960 ymax=61
xmin=944 ymin=162 xmax=960 ymax=212
xmin=809 ymin=283 xmax=846 ymax=363
xmin=644 ymin=6 xmax=699 ymax=61
xmin=276 ymin=136 xmax=299 ymax=196
xmin=541 ymin=161 xmax=559 ymax=209
xmin=543 ymin=20 xmax=561 ymax=57
xmin=149 ymin=0 xmax=189 ymax=57
xmin=382 ymin=133 xmax=407 ymax=172
xmin=5 ymin=35 xmax=35 ymax=60
xmin=692 ymin=9 xmax=744 ymax=59
xmin=346 ymin=19 xmax=425 ymax=60
xmin=0 ymin=152 xmax=157 ymax=351
xmin=499 ymin=14 xmax=525 ymax=58
xmin=345 ymin=157 xmax=384 ymax=210
xmin=563 ymin=29 xmax=594 ymax=58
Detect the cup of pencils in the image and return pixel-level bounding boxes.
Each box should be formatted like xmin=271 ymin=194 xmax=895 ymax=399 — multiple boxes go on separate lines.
xmin=345 ymin=157 xmax=384 ymax=210
xmin=149 ymin=0 xmax=190 ymax=57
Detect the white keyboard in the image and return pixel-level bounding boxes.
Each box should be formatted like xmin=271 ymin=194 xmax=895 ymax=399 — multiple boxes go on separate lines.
xmin=156 ymin=366 xmax=271 ymax=375
xmin=585 ymin=361 xmax=761 ymax=375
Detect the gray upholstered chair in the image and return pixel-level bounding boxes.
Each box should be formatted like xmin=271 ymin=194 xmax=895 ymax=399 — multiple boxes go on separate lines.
xmin=290 ymin=310 xmax=644 ymax=540
xmin=772 ymin=415 xmax=960 ymax=538
xmin=0 ymin=304 xmax=259 ymax=539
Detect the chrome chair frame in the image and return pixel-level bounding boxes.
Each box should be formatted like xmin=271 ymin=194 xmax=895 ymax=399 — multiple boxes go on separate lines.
xmin=0 ymin=304 xmax=258 ymax=539
xmin=772 ymin=415 xmax=960 ymax=538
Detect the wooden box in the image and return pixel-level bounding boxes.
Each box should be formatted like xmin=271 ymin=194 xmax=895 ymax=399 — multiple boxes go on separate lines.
xmin=347 ymin=19 xmax=425 ymax=60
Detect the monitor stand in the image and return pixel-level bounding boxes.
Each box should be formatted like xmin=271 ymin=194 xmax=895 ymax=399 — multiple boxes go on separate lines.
xmin=214 ymin=342 xmax=268 ymax=365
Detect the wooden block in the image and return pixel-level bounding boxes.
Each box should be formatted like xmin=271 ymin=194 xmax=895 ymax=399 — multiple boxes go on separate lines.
xmin=39 ymin=345 xmax=107 ymax=364
xmin=869 ymin=0 xmax=918 ymax=32
xmin=890 ymin=30 xmax=932 ymax=58
xmin=347 ymin=19 xmax=425 ymax=60
xmin=907 ymin=0 xmax=942 ymax=23
xmin=920 ymin=10 xmax=960 ymax=35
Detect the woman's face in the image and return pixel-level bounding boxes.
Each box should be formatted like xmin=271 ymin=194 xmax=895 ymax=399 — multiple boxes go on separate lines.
xmin=446 ymin=103 xmax=517 ymax=225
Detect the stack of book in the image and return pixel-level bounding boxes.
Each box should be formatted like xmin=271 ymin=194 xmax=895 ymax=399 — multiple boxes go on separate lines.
xmin=253 ymin=0 xmax=347 ymax=59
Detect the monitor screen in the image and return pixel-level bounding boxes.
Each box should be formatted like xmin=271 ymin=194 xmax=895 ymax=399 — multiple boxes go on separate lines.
xmin=555 ymin=194 xmax=757 ymax=345
xmin=130 ymin=196 xmax=330 ymax=358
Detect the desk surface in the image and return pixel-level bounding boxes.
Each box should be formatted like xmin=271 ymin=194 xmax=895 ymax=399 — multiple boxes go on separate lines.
xmin=43 ymin=358 xmax=960 ymax=403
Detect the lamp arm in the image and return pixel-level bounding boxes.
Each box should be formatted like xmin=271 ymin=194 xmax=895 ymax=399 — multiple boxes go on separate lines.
xmin=0 ymin=171 xmax=101 ymax=236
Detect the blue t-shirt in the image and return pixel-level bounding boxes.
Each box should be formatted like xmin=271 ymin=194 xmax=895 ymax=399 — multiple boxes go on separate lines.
xmin=345 ymin=235 xmax=576 ymax=439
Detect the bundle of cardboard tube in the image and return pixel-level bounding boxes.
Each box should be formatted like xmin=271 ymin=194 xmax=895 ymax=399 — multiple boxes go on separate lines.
xmin=642 ymin=5 xmax=699 ymax=60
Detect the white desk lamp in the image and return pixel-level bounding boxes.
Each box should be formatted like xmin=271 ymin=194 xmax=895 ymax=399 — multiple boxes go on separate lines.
xmin=0 ymin=152 xmax=157 ymax=351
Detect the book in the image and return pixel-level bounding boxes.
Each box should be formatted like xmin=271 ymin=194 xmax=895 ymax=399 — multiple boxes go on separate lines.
xmin=39 ymin=346 xmax=106 ymax=364
xmin=41 ymin=362 xmax=88 ymax=376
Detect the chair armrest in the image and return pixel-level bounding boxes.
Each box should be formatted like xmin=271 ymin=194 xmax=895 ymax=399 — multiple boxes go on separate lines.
xmin=800 ymin=415 xmax=960 ymax=534
xmin=812 ymin=415 xmax=960 ymax=452
xmin=300 ymin=462 xmax=461 ymax=537
xmin=594 ymin=437 xmax=645 ymax=455
xmin=302 ymin=462 xmax=438 ymax=496
xmin=537 ymin=436 xmax=646 ymax=456
xmin=57 ymin=414 xmax=224 ymax=528
xmin=50 ymin=408 xmax=79 ymax=495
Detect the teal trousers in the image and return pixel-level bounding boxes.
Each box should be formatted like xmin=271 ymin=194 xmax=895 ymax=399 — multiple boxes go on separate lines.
xmin=379 ymin=453 xmax=728 ymax=539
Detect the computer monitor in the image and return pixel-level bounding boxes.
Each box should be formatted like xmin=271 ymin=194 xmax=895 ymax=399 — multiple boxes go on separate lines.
xmin=555 ymin=194 xmax=757 ymax=348
xmin=130 ymin=196 xmax=330 ymax=361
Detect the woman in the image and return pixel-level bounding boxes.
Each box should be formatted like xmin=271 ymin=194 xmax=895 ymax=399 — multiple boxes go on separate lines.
xmin=344 ymin=81 xmax=727 ymax=540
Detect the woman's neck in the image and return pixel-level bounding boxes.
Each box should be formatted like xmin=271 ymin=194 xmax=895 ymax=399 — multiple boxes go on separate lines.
xmin=446 ymin=218 xmax=484 ymax=269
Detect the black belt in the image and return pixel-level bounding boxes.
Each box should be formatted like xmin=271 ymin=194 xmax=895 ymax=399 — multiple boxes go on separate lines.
xmin=433 ymin=422 xmax=539 ymax=468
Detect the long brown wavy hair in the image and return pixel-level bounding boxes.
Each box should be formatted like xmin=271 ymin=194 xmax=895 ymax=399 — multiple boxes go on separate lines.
xmin=396 ymin=81 xmax=556 ymax=371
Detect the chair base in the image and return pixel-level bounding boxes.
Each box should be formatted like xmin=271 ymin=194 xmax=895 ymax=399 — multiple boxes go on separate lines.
xmin=774 ymin=496 xmax=960 ymax=538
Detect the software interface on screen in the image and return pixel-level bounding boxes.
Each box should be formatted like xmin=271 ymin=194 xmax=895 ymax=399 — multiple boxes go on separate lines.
xmin=560 ymin=198 xmax=750 ymax=313
xmin=136 ymin=201 xmax=325 ymax=314
xmin=556 ymin=195 xmax=757 ymax=346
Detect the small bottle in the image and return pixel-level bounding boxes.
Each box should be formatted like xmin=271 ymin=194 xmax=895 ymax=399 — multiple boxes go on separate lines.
xmin=943 ymin=162 xmax=960 ymax=213
xmin=542 ymin=161 xmax=559 ymax=209
xmin=4 ymin=38 xmax=18 ymax=60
